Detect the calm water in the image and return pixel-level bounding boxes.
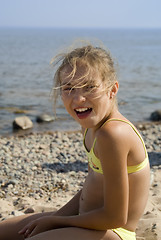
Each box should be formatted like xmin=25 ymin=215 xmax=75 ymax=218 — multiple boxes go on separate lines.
xmin=0 ymin=28 xmax=161 ymax=135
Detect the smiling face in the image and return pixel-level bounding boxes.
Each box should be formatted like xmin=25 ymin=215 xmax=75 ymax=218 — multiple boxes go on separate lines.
xmin=60 ymin=64 xmax=117 ymax=130
xmin=52 ymin=45 xmax=118 ymax=119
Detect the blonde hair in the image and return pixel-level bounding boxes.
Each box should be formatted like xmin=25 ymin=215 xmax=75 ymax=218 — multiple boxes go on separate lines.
xmin=51 ymin=44 xmax=118 ymax=114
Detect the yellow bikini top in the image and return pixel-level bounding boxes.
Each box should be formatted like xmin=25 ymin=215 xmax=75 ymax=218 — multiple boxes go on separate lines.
xmin=83 ymin=119 xmax=149 ymax=174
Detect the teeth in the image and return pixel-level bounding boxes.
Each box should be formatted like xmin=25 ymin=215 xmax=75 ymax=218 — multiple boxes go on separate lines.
xmin=76 ymin=108 xmax=90 ymax=112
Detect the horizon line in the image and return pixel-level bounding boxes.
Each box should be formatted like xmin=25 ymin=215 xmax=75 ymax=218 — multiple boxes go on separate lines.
xmin=0 ymin=26 xmax=161 ymax=30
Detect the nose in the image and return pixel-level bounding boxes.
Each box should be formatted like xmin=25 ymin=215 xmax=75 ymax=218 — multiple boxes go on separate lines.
xmin=73 ymin=89 xmax=86 ymax=103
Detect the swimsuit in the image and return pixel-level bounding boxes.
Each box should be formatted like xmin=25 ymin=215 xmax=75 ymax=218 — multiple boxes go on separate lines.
xmin=84 ymin=118 xmax=148 ymax=174
xmin=112 ymin=227 xmax=136 ymax=240
xmin=83 ymin=118 xmax=149 ymax=240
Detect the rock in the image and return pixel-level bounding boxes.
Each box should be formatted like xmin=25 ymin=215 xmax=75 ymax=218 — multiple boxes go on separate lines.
xmin=13 ymin=116 xmax=33 ymax=130
xmin=24 ymin=207 xmax=35 ymax=214
xmin=150 ymin=110 xmax=161 ymax=121
xmin=36 ymin=114 xmax=55 ymax=123
xmin=11 ymin=210 xmax=24 ymax=217
xmin=1 ymin=180 xmax=17 ymax=188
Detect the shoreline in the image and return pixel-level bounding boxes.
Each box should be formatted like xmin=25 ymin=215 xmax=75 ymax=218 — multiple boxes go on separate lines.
xmin=0 ymin=121 xmax=161 ymax=239
xmin=1 ymin=119 xmax=161 ymax=138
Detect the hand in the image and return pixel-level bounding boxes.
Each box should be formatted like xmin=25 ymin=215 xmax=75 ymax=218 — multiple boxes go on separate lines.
xmin=18 ymin=216 xmax=57 ymax=238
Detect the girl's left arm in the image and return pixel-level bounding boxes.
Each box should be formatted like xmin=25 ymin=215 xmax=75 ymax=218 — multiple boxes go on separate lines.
xmin=20 ymin=126 xmax=129 ymax=237
xmin=55 ymin=127 xmax=129 ymax=230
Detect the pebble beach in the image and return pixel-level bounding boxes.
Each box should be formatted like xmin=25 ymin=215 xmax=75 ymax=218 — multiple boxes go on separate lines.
xmin=0 ymin=122 xmax=161 ymax=239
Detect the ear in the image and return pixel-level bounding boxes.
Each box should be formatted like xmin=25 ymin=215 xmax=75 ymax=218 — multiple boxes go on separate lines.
xmin=110 ymin=81 xmax=119 ymax=99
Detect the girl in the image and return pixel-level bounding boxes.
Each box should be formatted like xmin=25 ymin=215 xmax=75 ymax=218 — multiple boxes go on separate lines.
xmin=0 ymin=45 xmax=150 ymax=240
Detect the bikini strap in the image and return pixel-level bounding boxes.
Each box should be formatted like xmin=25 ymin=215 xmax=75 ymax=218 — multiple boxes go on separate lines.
xmin=84 ymin=118 xmax=147 ymax=157
xmin=83 ymin=128 xmax=88 ymax=146
xmin=127 ymin=156 xmax=148 ymax=174
xmin=83 ymin=128 xmax=97 ymax=152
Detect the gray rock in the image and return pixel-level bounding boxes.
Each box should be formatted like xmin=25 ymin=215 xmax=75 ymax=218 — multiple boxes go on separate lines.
xmin=13 ymin=116 xmax=33 ymax=130
xmin=150 ymin=110 xmax=161 ymax=121
xmin=36 ymin=114 xmax=55 ymax=123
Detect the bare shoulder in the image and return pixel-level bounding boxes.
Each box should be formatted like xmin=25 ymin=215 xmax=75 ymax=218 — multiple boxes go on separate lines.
xmin=94 ymin=120 xmax=132 ymax=181
xmin=96 ymin=119 xmax=132 ymax=144
xmin=94 ymin=119 xmax=135 ymax=164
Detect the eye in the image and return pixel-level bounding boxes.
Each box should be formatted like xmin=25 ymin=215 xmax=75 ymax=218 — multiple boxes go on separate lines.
xmin=85 ymin=85 xmax=95 ymax=90
xmin=85 ymin=85 xmax=99 ymax=93
xmin=63 ymin=87 xmax=72 ymax=91
xmin=61 ymin=86 xmax=75 ymax=95
xmin=62 ymin=85 xmax=74 ymax=91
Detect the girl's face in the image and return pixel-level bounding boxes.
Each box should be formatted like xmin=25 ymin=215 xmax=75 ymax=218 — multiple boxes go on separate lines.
xmin=60 ymin=65 xmax=117 ymax=130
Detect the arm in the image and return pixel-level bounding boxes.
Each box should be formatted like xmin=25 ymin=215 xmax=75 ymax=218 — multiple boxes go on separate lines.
xmin=50 ymin=126 xmax=129 ymax=230
xmin=21 ymin=125 xmax=129 ymax=237
xmin=52 ymin=189 xmax=82 ymax=216
xmin=19 ymin=190 xmax=82 ymax=237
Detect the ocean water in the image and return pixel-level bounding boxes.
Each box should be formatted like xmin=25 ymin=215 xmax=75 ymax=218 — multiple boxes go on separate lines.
xmin=0 ymin=28 xmax=161 ymax=135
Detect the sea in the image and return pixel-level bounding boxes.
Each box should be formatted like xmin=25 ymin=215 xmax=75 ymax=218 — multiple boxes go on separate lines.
xmin=0 ymin=27 xmax=161 ymax=135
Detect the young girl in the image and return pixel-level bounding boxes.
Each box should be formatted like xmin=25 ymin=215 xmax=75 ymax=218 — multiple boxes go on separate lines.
xmin=0 ymin=45 xmax=150 ymax=240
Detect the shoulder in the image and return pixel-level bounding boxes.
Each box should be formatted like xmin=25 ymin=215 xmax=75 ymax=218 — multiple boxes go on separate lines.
xmin=97 ymin=119 xmax=132 ymax=143
xmin=95 ymin=119 xmax=132 ymax=158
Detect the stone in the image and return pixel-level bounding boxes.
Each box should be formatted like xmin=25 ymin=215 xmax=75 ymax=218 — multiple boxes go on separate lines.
xmin=11 ymin=210 xmax=24 ymax=217
xmin=150 ymin=110 xmax=161 ymax=121
xmin=24 ymin=207 xmax=35 ymax=214
xmin=13 ymin=116 xmax=33 ymax=130
xmin=36 ymin=114 xmax=55 ymax=123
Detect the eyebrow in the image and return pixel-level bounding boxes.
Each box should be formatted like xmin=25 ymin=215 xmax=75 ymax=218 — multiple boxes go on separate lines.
xmin=62 ymin=82 xmax=72 ymax=87
xmin=61 ymin=79 xmax=98 ymax=89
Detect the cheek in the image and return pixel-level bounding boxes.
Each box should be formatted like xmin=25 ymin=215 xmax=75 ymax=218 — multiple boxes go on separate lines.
xmin=61 ymin=96 xmax=67 ymax=108
xmin=61 ymin=95 xmax=69 ymax=104
xmin=94 ymin=95 xmax=108 ymax=106
xmin=62 ymin=98 xmax=72 ymax=113
xmin=62 ymin=99 xmax=68 ymax=109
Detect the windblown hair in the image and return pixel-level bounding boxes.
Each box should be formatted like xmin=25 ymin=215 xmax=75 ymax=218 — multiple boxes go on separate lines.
xmin=51 ymin=44 xmax=118 ymax=114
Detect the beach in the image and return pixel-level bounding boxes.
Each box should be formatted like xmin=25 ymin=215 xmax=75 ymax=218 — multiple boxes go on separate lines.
xmin=0 ymin=122 xmax=161 ymax=239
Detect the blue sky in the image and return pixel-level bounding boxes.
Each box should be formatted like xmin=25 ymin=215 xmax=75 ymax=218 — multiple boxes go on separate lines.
xmin=0 ymin=0 xmax=161 ymax=29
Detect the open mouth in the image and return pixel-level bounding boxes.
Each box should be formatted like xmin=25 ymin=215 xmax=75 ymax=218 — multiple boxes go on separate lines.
xmin=74 ymin=107 xmax=92 ymax=118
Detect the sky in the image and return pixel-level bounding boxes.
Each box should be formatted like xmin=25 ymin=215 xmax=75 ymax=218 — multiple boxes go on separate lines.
xmin=0 ymin=0 xmax=161 ymax=29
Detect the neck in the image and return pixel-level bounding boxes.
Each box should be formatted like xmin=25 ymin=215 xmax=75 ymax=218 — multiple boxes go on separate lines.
xmin=93 ymin=105 xmax=119 ymax=133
